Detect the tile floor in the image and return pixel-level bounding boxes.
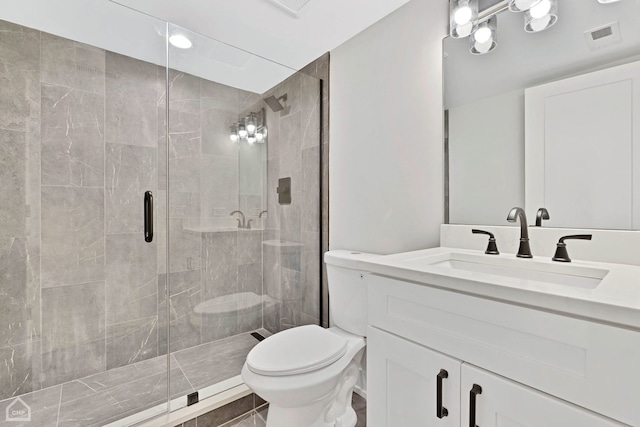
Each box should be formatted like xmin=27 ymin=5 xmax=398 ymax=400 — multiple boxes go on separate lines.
xmin=222 ymin=394 xmax=367 ymax=427
xmin=0 ymin=330 xmax=269 ymax=427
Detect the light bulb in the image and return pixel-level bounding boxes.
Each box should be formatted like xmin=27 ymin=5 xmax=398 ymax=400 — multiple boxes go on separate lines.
xmin=246 ymin=114 xmax=257 ymax=135
xmin=524 ymin=0 xmax=557 ymax=32
xmin=470 ymin=16 xmax=497 ymax=55
xmin=508 ymin=0 xmax=542 ymax=12
xmin=454 ymin=6 xmax=473 ymax=25
xmin=474 ymin=27 xmax=492 ymax=44
xmin=530 ymin=0 xmax=551 ymax=19
xmin=229 ymin=125 xmax=239 ymax=143
xmin=450 ymin=0 xmax=478 ymax=38
xmin=238 ymin=123 xmax=247 ymax=139
xmin=256 ymin=132 xmax=264 ymax=142
xmin=169 ymin=34 xmax=192 ymax=49
xmin=247 ymin=136 xmax=256 ymax=145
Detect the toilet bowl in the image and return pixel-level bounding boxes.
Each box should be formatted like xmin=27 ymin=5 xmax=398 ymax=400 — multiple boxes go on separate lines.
xmin=241 ymin=250 xmax=378 ymax=427
xmin=242 ymin=326 xmax=365 ymax=427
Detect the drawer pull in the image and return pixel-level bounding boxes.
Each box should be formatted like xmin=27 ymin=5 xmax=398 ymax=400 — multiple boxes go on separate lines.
xmin=436 ymin=369 xmax=449 ymax=419
xmin=469 ymin=384 xmax=482 ymax=427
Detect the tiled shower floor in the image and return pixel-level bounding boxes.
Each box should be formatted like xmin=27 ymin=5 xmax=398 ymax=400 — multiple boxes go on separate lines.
xmin=0 ymin=330 xmax=270 ymax=427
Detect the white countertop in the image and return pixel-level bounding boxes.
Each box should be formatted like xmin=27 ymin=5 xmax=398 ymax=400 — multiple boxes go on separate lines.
xmin=329 ymin=247 xmax=640 ymax=330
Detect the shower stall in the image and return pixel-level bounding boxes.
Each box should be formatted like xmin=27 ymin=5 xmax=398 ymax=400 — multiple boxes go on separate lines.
xmin=0 ymin=5 xmax=324 ymax=426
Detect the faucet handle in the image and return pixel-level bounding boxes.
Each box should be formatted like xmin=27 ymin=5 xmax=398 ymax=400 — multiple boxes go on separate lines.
xmin=552 ymin=234 xmax=592 ymax=263
xmin=536 ymin=208 xmax=550 ymax=227
xmin=472 ymin=229 xmax=500 ymax=255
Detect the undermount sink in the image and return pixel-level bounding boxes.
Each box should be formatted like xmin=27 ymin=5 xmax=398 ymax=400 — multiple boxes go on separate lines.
xmin=404 ymin=252 xmax=609 ymax=289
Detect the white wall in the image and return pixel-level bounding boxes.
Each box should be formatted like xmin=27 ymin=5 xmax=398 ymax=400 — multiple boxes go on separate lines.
xmin=329 ymin=0 xmax=448 ymax=254
xmin=449 ymin=89 xmax=525 ymax=225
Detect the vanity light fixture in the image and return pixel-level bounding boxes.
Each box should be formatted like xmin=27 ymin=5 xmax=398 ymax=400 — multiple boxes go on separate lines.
xmin=470 ymin=16 xmax=498 ymax=54
xmin=597 ymin=0 xmax=622 ymax=3
xmin=450 ymin=0 xmax=479 ymax=38
xmin=524 ymin=0 xmax=558 ymax=33
xmin=230 ymin=109 xmax=267 ymax=144
xmin=450 ymin=0 xmax=559 ymax=55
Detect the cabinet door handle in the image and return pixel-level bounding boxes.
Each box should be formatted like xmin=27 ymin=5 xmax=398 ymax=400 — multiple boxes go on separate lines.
xmin=469 ymin=384 xmax=482 ymax=427
xmin=144 ymin=191 xmax=153 ymax=243
xmin=436 ymin=369 xmax=449 ymax=419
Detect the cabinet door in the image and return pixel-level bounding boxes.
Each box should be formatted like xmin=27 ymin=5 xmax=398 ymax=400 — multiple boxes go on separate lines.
xmin=367 ymin=327 xmax=461 ymax=427
xmin=461 ymin=364 xmax=627 ymax=427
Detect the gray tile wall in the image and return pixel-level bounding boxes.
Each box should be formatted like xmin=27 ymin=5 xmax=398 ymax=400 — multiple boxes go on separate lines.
xmin=0 ymin=19 xmax=269 ymax=401
xmin=0 ymin=18 xmax=326 ymax=410
xmin=260 ymin=64 xmax=324 ymax=333
xmin=299 ymin=54 xmax=330 ymax=328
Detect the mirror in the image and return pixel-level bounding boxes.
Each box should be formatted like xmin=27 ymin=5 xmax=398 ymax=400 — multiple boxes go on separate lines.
xmin=444 ymin=0 xmax=640 ymax=230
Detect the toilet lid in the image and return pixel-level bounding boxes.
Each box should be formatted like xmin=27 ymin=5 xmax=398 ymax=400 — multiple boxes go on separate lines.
xmin=246 ymin=325 xmax=348 ymax=376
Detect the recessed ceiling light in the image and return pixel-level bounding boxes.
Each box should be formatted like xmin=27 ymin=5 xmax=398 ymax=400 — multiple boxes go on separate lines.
xmin=169 ymin=34 xmax=192 ymax=49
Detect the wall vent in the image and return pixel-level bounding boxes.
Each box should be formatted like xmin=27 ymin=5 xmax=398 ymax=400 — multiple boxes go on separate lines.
xmin=266 ymin=0 xmax=313 ymax=17
xmin=584 ymin=22 xmax=621 ymax=51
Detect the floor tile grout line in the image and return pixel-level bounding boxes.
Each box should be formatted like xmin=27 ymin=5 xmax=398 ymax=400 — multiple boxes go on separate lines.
xmin=170 ymin=354 xmax=195 ymax=392
xmin=55 ymin=381 xmax=62 ymax=427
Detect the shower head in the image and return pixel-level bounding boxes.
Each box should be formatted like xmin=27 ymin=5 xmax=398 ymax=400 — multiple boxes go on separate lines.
xmin=264 ymin=94 xmax=287 ymax=112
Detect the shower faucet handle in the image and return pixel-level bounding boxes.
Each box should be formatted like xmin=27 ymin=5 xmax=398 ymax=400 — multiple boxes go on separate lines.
xmin=472 ymin=229 xmax=499 ymax=255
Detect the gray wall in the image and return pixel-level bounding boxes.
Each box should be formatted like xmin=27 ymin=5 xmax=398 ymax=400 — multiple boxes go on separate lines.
xmin=0 ymin=18 xmax=325 ymax=400
xmin=0 ymin=19 xmax=264 ymax=399
xmin=260 ymin=68 xmax=323 ymax=333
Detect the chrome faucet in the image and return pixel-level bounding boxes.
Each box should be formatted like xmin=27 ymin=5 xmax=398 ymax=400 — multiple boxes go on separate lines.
xmin=506 ymin=207 xmax=532 ymax=258
xmin=230 ymin=210 xmax=246 ymax=229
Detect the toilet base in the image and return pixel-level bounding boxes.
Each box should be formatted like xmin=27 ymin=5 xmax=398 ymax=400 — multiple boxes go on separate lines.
xmin=265 ymin=397 xmax=358 ymax=427
xmin=263 ymin=359 xmax=362 ymax=427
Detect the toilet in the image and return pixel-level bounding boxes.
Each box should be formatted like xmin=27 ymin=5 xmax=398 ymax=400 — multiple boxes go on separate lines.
xmin=241 ymin=250 xmax=377 ymax=427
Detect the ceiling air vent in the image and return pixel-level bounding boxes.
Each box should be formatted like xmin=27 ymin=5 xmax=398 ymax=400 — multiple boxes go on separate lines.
xmin=584 ymin=22 xmax=621 ymax=51
xmin=266 ymin=0 xmax=313 ymax=17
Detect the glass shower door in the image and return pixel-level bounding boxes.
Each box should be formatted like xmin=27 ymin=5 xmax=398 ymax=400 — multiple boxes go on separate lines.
xmin=0 ymin=5 xmax=170 ymax=426
xmin=165 ymin=22 xmax=323 ymax=412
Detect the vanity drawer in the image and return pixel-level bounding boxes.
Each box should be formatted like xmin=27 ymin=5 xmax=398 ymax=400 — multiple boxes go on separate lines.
xmin=368 ymin=274 xmax=639 ymax=426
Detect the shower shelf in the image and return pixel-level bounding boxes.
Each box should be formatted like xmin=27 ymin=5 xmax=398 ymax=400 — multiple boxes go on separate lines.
xmin=262 ymin=239 xmax=304 ymax=247
xmin=183 ymin=226 xmax=263 ymax=233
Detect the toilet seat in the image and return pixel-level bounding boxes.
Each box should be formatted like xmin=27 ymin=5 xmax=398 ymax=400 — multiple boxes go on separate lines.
xmin=247 ymin=325 xmax=348 ymax=376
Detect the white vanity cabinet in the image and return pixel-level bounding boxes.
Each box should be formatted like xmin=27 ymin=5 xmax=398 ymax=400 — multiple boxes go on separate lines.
xmin=368 ymin=327 xmax=623 ymax=427
xmin=367 ymin=274 xmax=638 ymax=427
xmin=367 ymin=327 xmax=461 ymax=427
xmin=461 ymin=364 xmax=625 ymax=427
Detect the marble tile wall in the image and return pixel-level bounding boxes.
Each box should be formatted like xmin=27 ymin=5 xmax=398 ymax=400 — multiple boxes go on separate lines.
xmin=299 ymin=54 xmax=330 ymax=328
xmin=0 ymin=18 xmax=326 ymax=409
xmin=260 ymin=59 xmax=325 ymax=333
xmin=0 ymin=18 xmax=271 ymax=402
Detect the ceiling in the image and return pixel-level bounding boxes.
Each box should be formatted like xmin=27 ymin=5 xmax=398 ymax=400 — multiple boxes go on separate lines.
xmin=0 ymin=0 xmax=411 ymax=93
xmin=113 ymin=0 xmax=411 ymax=71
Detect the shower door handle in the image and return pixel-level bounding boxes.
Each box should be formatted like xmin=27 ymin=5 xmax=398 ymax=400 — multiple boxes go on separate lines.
xmin=144 ymin=191 xmax=153 ymax=243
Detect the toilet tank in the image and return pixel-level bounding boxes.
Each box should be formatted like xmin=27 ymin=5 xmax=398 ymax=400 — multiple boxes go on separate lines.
xmin=324 ymin=250 xmax=380 ymax=337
